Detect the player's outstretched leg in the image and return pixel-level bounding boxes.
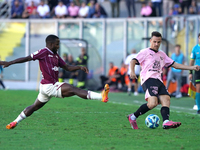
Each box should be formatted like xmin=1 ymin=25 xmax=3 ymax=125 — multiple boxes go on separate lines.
xmin=127 ymin=114 xmax=138 ymax=129
xmin=162 ymin=120 xmax=181 ymax=129
xmin=101 ymin=84 xmax=109 ymax=103
xmin=61 ymin=83 xmax=110 ymax=102
xmin=6 ymin=111 xmax=26 ymax=129
xmin=6 ymin=99 xmax=46 ymax=129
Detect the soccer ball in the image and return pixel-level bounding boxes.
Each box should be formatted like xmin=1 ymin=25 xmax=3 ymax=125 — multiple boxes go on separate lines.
xmin=145 ymin=114 xmax=160 ymax=129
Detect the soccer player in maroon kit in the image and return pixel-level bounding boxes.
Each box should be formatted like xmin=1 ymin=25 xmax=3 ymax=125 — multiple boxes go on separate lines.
xmin=0 ymin=35 xmax=109 ymax=129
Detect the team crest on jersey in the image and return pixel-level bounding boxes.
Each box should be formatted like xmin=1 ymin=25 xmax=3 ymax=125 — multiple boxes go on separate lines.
xmin=160 ymin=57 xmax=163 ymax=60
xmin=52 ymin=66 xmax=59 ymax=71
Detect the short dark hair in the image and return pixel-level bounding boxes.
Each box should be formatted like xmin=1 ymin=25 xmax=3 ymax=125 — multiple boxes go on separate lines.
xmin=151 ymin=31 xmax=162 ymax=38
xmin=45 ymin=35 xmax=59 ymax=43
xmin=175 ymin=44 xmax=181 ymax=48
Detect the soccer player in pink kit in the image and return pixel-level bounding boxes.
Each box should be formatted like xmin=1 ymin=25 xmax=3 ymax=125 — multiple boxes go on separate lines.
xmin=127 ymin=31 xmax=199 ymax=129
xmin=0 ymin=35 xmax=109 ymax=129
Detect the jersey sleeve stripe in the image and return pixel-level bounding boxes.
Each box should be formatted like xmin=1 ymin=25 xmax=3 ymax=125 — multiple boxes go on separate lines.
xmin=167 ymin=61 xmax=175 ymax=68
xmin=132 ymin=58 xmax=140 ymax=65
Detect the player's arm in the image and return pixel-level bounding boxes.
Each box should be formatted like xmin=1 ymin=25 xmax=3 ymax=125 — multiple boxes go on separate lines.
xmin=129 ymin=59 xmax=138 ymax=79
xmin=0 ymin=55 xmax=33 ymax=68
xmin=189 ymin=59 xmax=195 ymax=80
xmin=172 ymin=62 xmax=199 ymax=71
xmin=62 ymin=64 xmax=89 ymax=73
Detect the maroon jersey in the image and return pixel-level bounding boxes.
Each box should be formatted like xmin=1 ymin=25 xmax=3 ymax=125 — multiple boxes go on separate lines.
xmin=31 ymin=47 xmax=66 ymax=84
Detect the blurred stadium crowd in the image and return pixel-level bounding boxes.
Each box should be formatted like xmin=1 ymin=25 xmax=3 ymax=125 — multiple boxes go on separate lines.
xmin=0 ymin=0 xmax=200 ymax=19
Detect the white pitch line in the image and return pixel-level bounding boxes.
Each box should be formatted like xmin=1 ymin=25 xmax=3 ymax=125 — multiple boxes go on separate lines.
xmin=109 ymin=100 xmax=199 ymax=115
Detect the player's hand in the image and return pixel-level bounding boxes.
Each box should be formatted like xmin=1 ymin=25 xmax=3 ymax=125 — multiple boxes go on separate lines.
xmin=80 ymin=66 xmax=89 ymax=73
xmin=193 ymin=65 xmax=199 ymax=71
xmin=130 ymin=72 xmax=137 ymax=79
xmin=189 ymin=74 xmax=193 ymax=81
xmin=0 ymin=61 xmax=11 ymax=68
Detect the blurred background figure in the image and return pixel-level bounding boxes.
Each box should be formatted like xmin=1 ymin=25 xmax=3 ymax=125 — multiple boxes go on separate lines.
xmin=22 ymin=1 xmax=38 ymax=19
xmin=119 ymin=62 xmax=127 ymax=90
xmin=59 ymin=53 xmax=68 ymax=82
xmin=11 ymin=0 xmax=24 ymax=19
xmin=179 ymin=0 xmax=192 ymax=14
xmin=147 ymin=1 xmax=156 ymax=17
xmin=166 ymin=44 xmax=185 ymax=98
xmin=0 ymin=56 xmax=6 ymax=90
xmin=76 ymin=48 xmax=89 ymax=89
xmin=125 ymin=49 xmax=140 ymax=96
xmin=37 ymin=0 xmax=50 ymax=18
xmin=68 ymin=1 xmax=79 ymax=18
xmin=25 ymin=0 xmax=41 ymax=7
xmin=109 ymin=0 xmax=120 ymax=17
xmin=87 ymin=0 xmax=96 ymax=18
xmin=54 ymin=1 xmax=68 ymax=18
xmin=151 ymin=0 xmax=162 ymax=16
xmin=125 ymin=0 xmax=135 ymax=17
xmin=78 ymin=2 xmax=89 ymax=18
xmin=59 ymin=53 xmax=77 ymax=85
xmin=189 ymin=0 xmax=198 ymax=14
xmin=140 ymin=2 xmax=152 ymax=17
xmin=163 ymin=0 xmax=175 ymax=16
xmin=92 ymin=3 xmax=107 ymax=18
xmin=99 ymin=62 xmax=120 ymax=90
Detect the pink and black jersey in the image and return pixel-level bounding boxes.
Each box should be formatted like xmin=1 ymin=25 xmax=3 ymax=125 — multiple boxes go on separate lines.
xmin=134 ymin=48 xmax=174 ymax=85
xmin=31 ymin=47 xmax=66 ymax=84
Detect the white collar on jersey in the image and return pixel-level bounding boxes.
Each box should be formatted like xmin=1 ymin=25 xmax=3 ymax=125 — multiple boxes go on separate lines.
xmin=45 ymin=47 xmax=57 ymax=54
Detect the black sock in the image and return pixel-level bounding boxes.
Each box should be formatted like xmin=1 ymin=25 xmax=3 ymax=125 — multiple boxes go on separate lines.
xmin=134 ymin=103 xmax=150 ymax=118
xmin=161 ymin=106 xmax=170 ymax=122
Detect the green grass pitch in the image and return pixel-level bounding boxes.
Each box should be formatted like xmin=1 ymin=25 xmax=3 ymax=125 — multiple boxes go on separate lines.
xmin=0 ymin=90 xmax=199 ymax=150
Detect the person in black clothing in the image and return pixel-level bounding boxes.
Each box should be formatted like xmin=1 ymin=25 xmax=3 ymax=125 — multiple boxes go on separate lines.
xmin=92 ymin=3 xmax=107 ymax=18
xmin=76 ymin=48 xmax=89 ymax=88
xmin=125 ymin=0 xmax=135 ymax=17
xmin=0 ymin=56 xmax=6 ymax=90
xmin=148 ymin=1 xmax=156 ymax=17
xmin=61 ymin=0 xmax=71 ymax=7
xmin=59 ymin=53 xmax=77 ymax=85
xmin=47 ymin=0 xmax=58 ymax=17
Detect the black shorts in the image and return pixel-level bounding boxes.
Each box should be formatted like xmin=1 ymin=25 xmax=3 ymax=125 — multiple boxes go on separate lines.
xmin=128 ymin=75 xmax=139 ymax=83
xmin=142 ymin=78 xmax=169 ymax=100
xmin=194 ymin=70 xmax=200 ymax=84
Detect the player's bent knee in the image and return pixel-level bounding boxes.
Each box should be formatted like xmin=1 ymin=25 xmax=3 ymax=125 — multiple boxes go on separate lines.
xmin=147 ymin=103 xmax=157 ymax=109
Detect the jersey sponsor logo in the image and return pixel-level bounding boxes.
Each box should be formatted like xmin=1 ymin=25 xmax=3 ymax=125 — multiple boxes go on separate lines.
xmin=52 ymin=66 xmax=59 ymax=71
xmin=148 ymin=60 xmax=161 ymax=73
xmin=48 ymin=54 xmax=53 ymax=57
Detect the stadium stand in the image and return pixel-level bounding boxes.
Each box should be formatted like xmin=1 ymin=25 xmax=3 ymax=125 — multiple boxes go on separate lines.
xmin=0 ymin=23 xmax=25 ymax=61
